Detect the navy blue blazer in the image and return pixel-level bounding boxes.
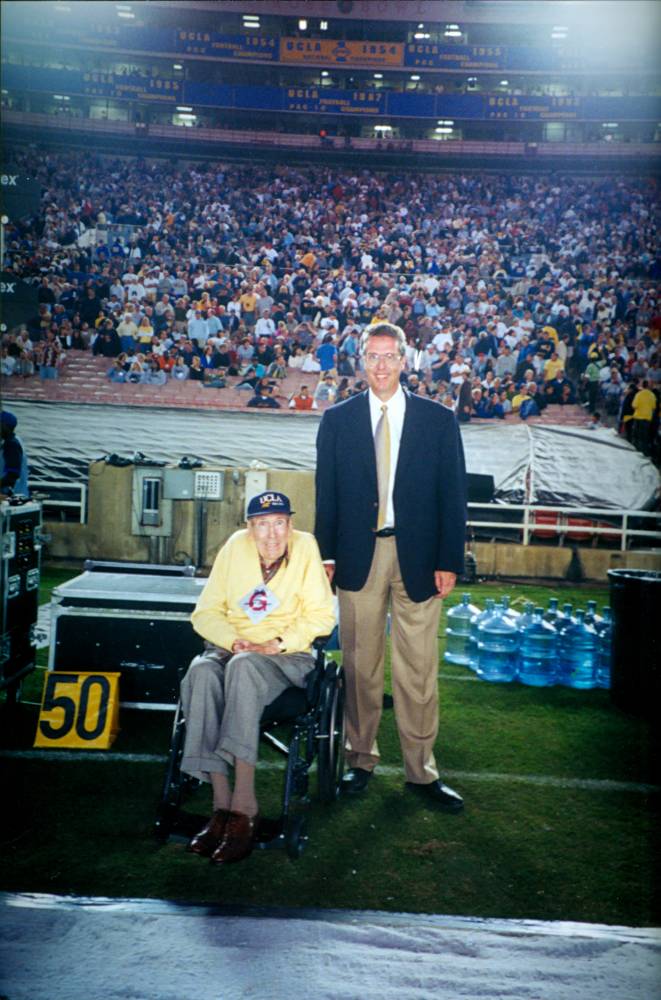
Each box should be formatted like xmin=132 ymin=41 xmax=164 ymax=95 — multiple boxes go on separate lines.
xmin=315 ymin=390 xmax=467 ymax=603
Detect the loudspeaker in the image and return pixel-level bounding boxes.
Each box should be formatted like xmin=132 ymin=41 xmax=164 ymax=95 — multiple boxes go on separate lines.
xmin=467 ymin=473 xmax=495 ymax=504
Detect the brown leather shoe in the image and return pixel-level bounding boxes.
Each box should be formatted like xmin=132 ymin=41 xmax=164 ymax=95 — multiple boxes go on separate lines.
xmin=187 ymin=809 xmax=230 ymax=857
xmin=210 ymin=811 xmax=259 ymax=865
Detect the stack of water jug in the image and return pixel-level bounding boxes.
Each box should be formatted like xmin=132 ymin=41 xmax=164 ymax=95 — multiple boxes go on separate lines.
xmin=444 ymin=594 xmax=612 ymax=688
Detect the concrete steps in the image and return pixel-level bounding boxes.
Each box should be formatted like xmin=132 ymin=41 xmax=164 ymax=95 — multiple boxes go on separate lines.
xmin=2 ymin=354 xmax=592 ymax=426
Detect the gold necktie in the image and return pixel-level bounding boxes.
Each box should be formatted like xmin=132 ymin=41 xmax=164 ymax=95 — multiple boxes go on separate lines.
xmin=375 ymin=404 xmax=391 ymax=530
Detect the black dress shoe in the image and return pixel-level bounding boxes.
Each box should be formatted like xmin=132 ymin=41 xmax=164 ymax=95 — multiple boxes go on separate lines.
xmin=341 ymin=767 xmax=373 ymax=795
xmin=405 ymin=780 xmax=464 ymax=813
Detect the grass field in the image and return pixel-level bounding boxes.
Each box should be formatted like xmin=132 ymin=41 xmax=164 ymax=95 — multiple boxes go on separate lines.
xmin=1 ymin=568 xmax=658 ymax=926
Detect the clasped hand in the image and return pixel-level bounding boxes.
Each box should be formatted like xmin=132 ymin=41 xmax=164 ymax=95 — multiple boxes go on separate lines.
xmin=231 ymin=638 xmax=281 ymax=655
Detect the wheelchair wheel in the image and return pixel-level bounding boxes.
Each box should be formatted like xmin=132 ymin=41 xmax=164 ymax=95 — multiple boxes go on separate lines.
xmin=155 ymin=700 xmax=195 ymax=840
xmin=317 ymin=663 xmax=346 ymax=803
xmin=285 ymin=815 xmax=308 ymax=860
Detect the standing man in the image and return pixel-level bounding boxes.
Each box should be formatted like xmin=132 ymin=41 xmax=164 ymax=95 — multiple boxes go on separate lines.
xmin=315 ymin=322 xmax=467 ymax=812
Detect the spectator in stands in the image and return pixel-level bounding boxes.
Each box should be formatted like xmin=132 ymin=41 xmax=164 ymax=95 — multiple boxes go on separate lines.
xmin=545 ymin=369 xmax=576 ymax=405
xmin=36 ymin=330 xmax=62 ymax=379
xmin=316 ymin=334 xmax=337 ymax=375
xmin=314 ymin=374 xmax=338 ymax=405
xmin=189 ymin=356 xmax=205 ymax=382
xmin=247 ymin=383 xmax=280 ymax=409
xmin=631 ymin=380 xmax=657 ymax=456
xmin=289 ymin=385 xmax=317 ymax=411
xmin=171 ymin=356 xmax=190 ymax=381
xmin=107 ymin=355 xmax=129 ymax=383
xmin=143 ymin=358 xmax=168 ymax=385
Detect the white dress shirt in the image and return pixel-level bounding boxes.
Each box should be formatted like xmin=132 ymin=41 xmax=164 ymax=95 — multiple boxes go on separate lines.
xmin=368 ymin=385 xmax=406 ymax=529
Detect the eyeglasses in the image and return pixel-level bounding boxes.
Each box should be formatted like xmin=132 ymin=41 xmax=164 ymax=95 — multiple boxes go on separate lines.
xmin=364 ymin=352 xmax=402 ymax=368
xmin=251 ymin=517 xmax=290 ymax=534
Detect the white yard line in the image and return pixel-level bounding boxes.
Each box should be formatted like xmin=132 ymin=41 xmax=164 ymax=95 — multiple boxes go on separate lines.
xmin=1 ymin=750 xmax=657 ymax=794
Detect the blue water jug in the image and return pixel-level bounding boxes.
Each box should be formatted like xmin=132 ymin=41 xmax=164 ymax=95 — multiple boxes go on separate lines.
xmin=468 ymin=598 xmax=495 ymax=671
xmin=516 ymin=602 xmax=535 ymax=633
xmin=559 ymin=609 xmax=598 ymax=689
xmin=476 ymin=602 xmax=518 ymax=683
xmin=595 ymin=606 xmax=613 ymax=689
xmin=500 ymin=595 xmax=521 ymax=625
xmin=518 ymin=606 xmax=558 ymax=687
xmin=543 ymin=597 xmax=560 ymax=624
xmin=584 ymin=600 xmax=602 ymax=627
xmin=553 ymin=604 xmax=576 ymax=683
xmin=445 ymin=593 xmax=479 ymax=666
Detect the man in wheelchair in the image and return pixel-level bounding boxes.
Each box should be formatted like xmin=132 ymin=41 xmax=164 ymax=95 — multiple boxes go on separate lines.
xmin=180 ymin=490 xmax=335 ymax=865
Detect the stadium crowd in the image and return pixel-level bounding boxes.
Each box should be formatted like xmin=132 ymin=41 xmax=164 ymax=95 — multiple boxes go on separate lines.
xmin=1 ymin=148 xmax=659 ymax=456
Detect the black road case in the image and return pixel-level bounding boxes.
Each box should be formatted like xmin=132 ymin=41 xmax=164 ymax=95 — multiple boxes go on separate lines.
xmin=1 ymin=499 xmax=43 ymax=696
xmin=49 ymin=572 xmax=206 ymax=709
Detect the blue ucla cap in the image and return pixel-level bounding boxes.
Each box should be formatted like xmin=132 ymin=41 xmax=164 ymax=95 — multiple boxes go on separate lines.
xmin=246 ymin=491 xmax=294 ymax=518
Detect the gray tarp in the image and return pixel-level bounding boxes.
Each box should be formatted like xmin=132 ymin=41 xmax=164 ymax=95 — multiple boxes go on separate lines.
xmin=8 ymin=400 xmax=660 ymax=510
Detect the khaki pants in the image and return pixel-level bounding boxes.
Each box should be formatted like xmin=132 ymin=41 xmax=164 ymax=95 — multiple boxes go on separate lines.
xmin=180 ymin=646 xmax=314 ymax=781
xmin=338 ymin=536 xmax=442 ymax=784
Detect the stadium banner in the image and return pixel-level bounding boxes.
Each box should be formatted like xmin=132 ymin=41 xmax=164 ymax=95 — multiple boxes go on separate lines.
xmin=5 ymin=19 xmax=645 ymax=73
xmin=403 ymin=42 xmax=644 ymax=72
xmin=3 ymin=65 xmax=659 ymax=121
xmin=283 ymin=86 xmax=387 ymax=114
xmin=281 ymin=38 xmax=403 ymax=67
xmin=82 ymin=72 xmax=183 ymax=102
xmin=405 ymin=43 xmax=507 ymax=71
xmin=176 ymin=30 xmax=278 ymax=60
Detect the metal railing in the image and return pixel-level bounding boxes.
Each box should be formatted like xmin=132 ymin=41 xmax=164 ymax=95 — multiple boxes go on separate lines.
xmin=30 ymin=481 xmax=87 ymax=524
xmin=468 ymin=503 xmax=661 ymax=551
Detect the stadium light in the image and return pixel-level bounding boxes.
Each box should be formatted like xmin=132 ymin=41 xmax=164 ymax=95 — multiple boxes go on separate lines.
xmin=298 ymin=19 xmax=308 ymax=30
xmin=437 ymin=119 xmax=454 ymax=126
xmin=373 ymin=73 xmax=383 ymax=80
xmin=500 ymin=80 xmax=509 ymax=86
xmin=374 ymin=125 xmax=392 ymax=132
xmin=321 ymin=70 xmax=329 ymax=77
xmin=173 ymin=64 xmax=183 ymax=70
xmin=410 ymin=75 xmax=420 ymax=81
xmin=414 ymin=32 xmax=430 ymax=40
xmin=320 ymin=20 xmax=328 ymax=31
xmin=176 ymin=105 xmax=193 ymax=112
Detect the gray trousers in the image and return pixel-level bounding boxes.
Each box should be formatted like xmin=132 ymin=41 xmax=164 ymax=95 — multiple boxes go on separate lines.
xmin=179 ymin=646 xmax=315 ymax=782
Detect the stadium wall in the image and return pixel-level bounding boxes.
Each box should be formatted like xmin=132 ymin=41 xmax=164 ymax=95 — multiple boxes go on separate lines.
xmin=42 ymin=462 xmax=661 ymax=580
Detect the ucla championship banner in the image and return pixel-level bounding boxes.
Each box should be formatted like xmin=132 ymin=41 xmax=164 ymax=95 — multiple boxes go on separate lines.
xmin=281 ymin=38 xmax=403 ymax=68
xmin=3 ymin=64 xmax=659 ymax=122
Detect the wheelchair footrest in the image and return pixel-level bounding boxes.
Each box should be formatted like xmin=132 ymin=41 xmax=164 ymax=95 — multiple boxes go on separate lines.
xmin=155 ymin=809 xmax=208 ymax=843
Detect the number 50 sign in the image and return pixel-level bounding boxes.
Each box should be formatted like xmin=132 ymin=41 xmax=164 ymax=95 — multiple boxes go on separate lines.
xmin=34 ymin=672 xmax=120 ymax=750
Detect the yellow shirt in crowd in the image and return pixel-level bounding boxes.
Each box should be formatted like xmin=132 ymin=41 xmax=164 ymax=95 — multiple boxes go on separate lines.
xmin=632 ymin=388 xmax=657 ymax=422
xmin=191 ymin=529 xmax=335 ymax=654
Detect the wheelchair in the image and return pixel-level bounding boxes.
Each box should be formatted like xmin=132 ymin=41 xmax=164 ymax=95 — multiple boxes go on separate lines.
xmin=154 ymin=637 xmax=345 ymax=860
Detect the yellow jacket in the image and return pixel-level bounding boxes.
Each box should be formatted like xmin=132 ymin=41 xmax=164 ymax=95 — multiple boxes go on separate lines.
xmin=191 ymin=529 xmax=335 ymax=653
